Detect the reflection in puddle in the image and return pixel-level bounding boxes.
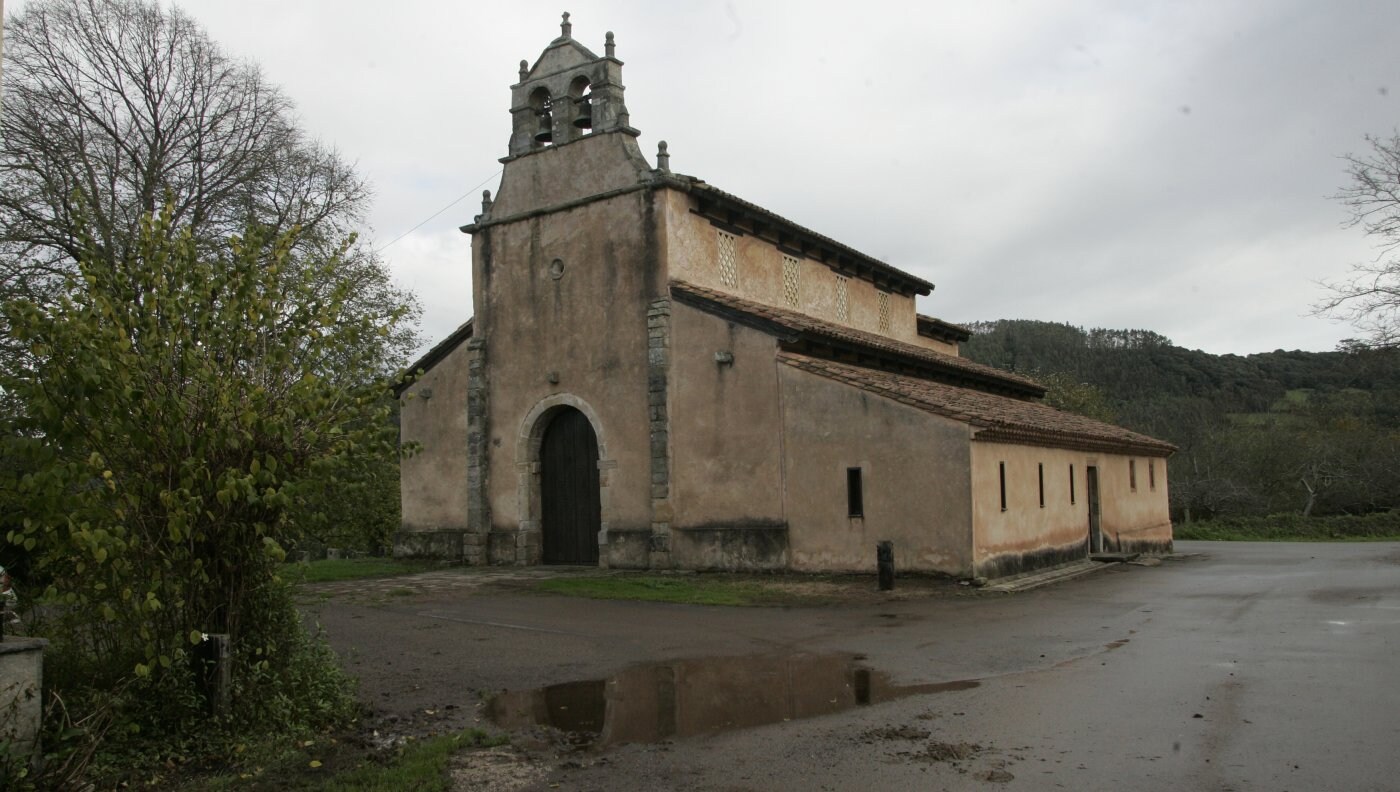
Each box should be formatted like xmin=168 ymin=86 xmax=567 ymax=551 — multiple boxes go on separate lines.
xmin=486 ymin=652 xmax=979 ymax=748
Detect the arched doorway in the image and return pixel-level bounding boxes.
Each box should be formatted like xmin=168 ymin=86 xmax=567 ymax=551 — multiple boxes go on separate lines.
xmin=540 ymin=407 xmax=601 ymax=564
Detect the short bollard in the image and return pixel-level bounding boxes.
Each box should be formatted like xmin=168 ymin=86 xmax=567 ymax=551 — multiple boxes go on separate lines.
xmin=877 ymin=541 xmax=895 ymax=591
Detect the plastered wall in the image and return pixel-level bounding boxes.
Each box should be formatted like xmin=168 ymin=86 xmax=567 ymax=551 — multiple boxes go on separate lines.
xmin=398 ymin=344 xmax=473 ymax=535
xmin=663 ymin=192 xmax=925 ymax=346
xmin=778 ymin=365 xmax=975 ymax=575
xmin=970 ymin=442 xmax=1172 ymax=577
xmin=667 ymin=303 xmax=786 ymax=529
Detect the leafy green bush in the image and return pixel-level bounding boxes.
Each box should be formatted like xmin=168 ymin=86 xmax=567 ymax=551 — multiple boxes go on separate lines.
xmin=1 ymin=208 xmax=403 ymax=786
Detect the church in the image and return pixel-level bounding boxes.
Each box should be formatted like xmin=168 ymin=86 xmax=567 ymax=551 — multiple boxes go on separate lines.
xmin=395 ymin=15 xmax=1175 ymax=579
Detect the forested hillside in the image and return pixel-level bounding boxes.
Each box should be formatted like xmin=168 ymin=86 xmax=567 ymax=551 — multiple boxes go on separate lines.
xmin=961 ymin=321 xmax=1400 ymax=521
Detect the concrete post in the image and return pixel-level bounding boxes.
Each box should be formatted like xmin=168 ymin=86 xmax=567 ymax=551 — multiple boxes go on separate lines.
xmin=0 ymin=637 xmax=48 ymax=769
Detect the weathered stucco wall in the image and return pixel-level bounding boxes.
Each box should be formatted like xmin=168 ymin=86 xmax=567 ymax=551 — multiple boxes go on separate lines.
xmin=970 ymin=443 xmax=1172 ymax=578
xmin=666 ymin=303 xmax=788 ymax=569
xmin=779 ymin=365 xmax=975 ymax=575
xmin=1096 ymin=454 xmax=1173 ymax=553
xmin=908 ymin=333 xmax=960 ymax=356
xmin=663 ymin=192 xmax=922 ymax=345
xmin=475 ymin=183 xmax=662 ymax=565
xmin=397 ymin=342 xmax=472 ymax=557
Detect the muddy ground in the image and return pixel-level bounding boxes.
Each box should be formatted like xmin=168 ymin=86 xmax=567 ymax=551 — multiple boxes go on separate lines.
xmin=301 ymin=542 xmax=1400 ymax=791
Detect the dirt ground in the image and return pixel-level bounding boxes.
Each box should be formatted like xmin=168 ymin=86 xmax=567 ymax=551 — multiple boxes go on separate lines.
xmin=302 ymin=542 xmax=1400 ymax=791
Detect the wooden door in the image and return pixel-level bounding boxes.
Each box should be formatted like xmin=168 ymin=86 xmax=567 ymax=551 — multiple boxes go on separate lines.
xmin=1086 ymin=465 xmax=1102 ymax=554
xmin=540 ymin=408 xmax=601 ymax=565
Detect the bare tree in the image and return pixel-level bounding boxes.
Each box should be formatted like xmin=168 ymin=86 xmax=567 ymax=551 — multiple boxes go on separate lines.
xmin=1319 ymin=132 xmax=1400 ymax=349
xmin=0 ymin=0 xmax=419 ymax=373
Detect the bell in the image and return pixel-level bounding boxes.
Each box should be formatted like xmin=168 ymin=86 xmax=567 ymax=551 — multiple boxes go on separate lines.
xmin=534 ymin=111 xmax=553 ymax=143
xmin=572 ymin=95 xmax=593 ymax=129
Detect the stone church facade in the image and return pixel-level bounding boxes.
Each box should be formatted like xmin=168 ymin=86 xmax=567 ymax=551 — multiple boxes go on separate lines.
xmin=395 ymin=17 xmax=1175 ymax=579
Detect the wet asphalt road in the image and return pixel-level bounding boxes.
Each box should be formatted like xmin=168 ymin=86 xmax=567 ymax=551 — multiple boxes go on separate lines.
xmin=308 ymin=542 xmax=1400 ymax=791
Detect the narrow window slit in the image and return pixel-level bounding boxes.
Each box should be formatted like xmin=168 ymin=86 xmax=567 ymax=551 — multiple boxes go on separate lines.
xmin=847 ymin=467 xmax=864 ymax=517
xmin=998 ymin=462 xmax=1007 ymax=512
xmin=1038 ymin=463 xmax=1045 ymax=508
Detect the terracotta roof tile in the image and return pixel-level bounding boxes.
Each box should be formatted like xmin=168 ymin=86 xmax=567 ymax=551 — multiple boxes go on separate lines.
xmin=781 ymin=353 xmax=1176 ymax=457
xmin=670 ymin=280 xmax=1044 ymax=397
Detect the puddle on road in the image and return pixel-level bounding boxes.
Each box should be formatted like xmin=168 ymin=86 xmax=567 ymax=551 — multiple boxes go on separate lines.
xmin=486 ymin=652 xmax=979 ymax=749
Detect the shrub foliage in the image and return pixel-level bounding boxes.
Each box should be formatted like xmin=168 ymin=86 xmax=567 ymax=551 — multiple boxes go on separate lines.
xmin=1 ymin=208 xmax=403 ymax=781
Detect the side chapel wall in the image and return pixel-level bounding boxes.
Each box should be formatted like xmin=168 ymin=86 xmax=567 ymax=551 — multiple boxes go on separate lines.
xmin=397 ymin=342 xmax=473 ymax=557
xmin=969 ymin=442 xmax=1172 ymax=578
xmin=778 ymin=365 xmax=976 ymax=576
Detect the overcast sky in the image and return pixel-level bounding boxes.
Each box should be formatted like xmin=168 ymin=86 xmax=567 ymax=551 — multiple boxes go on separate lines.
xmin=11 ymin=0 xmax=1398 ymax=356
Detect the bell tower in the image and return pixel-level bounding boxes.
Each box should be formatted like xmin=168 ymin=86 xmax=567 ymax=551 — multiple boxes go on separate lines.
xmin=506 ymin=12 xmax=639 ymax=158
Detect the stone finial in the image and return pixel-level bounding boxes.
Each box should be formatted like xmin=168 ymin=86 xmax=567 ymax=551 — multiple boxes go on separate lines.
xmin=560 ymin=11 xmax=572 ymax=38
xmin=518 ymin=59 xmax=528 ymax=81
xmin=605 ymin=31 xmax=616 ymax=57
xmin=481 ymin=190 xmax=493 ymax=214
xmin=656 ymin=141 xmax=671 ymax=173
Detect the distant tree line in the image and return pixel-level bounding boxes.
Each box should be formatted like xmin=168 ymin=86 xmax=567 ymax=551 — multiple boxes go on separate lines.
xmin=962 ymin=320 xmax=1400 ymax=522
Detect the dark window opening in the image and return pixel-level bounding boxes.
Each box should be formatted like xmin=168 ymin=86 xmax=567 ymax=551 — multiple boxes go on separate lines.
xmin=847 ymin=467 xmax=864 ymax=517
xmin=1130 ymin=459 xmax=1137 ymax=492
xmin=1070 ymin=464 xmax=1076 ymax=505
xmin=1038 ymin=463 xmax=1045 ymax=508
xmin=1149 ymin=459 xmax=1156 ymax=491
xmin=999 ymin=462 xmax=1007 ymax=512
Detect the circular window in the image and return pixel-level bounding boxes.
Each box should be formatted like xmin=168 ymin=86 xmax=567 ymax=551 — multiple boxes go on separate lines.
xmin=549 ymin=259 xmax=565 ymax=280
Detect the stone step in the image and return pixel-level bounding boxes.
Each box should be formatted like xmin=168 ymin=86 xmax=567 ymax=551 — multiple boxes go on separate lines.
xmin=1090 ymin=552 xmax=1141 ymax=563
xmin=983 ymin=559 xmax=1113 ymax=593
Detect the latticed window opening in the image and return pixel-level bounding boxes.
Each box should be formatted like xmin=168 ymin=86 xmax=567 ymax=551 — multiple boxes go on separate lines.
xmin=835 ymin=276 xmax=849 ymax=321
xmin=782 ymin=255 xmax=800 ymax=307
xmin=877 ymin=291 xmax=891 ymax=332
xmin=717 ymin=230 xmax=738 ymax=287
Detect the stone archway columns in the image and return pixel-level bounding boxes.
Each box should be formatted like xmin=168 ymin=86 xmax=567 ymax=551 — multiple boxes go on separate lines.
xmin=516 ymin=393 xmax=614 ymax=566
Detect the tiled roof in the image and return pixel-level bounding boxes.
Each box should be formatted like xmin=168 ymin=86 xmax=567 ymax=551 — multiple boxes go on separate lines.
xmin=781 ymin=354 xmax=1176 ymax=457
xmin=916 ymin=314 xmax=972 ymax=343
xmin=670 ymin=280 xmax=1045 ymax=398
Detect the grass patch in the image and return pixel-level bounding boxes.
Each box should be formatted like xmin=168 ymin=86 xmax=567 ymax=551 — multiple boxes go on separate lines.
xmin=535 ymin=575 xmax=772 ymax=606
xmin=303 ymin=729 xmax=506 ymax=792
xmin=172 ymin=728 xmax=507 ymax=792
xmin=1177 ymin=511 xmax=1400 ymax=541
xmin=283 ymin=557 xmax=441 ymax=585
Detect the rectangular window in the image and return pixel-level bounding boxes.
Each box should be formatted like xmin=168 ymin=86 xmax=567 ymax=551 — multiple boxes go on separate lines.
xmin=1129 ymin=459 xmax=1137 ymax=492
xmin=999 ymin=461 xmax=1007 ymax=512
xmin=1069 ymin=464 xmax=1076 ymax=504
xmin=1149 ymin=459 xmax=1156 ymax=491
xmin=846 ymin=467 xmax=864 ymax=517
xmin=782 ymin=255 xmax=800 ymax=307
xmin=877 ymin=291 xmax=891 ymax=332
xmin=835 ymin=276 xmax=849 ymax=321
xmin=1038 ymin=463 xmax=1045 ymax=508
xmin=717 ymin=229 xmax=738 ymax=287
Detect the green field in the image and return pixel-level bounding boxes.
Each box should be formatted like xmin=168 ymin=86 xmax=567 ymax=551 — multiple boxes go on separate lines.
xmin=1175 ymin=512 xmax=1400 ymax=541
